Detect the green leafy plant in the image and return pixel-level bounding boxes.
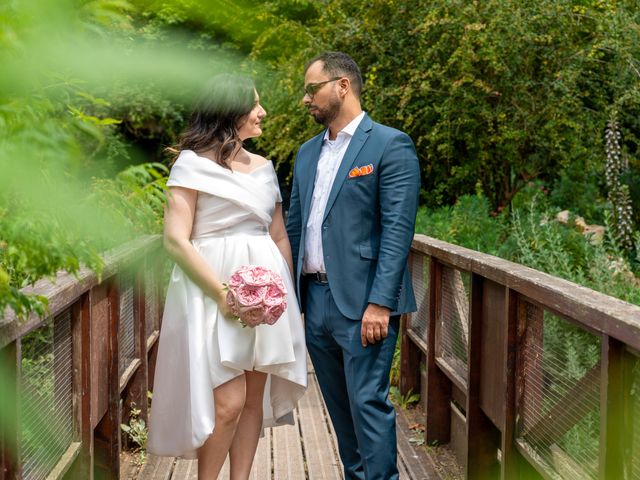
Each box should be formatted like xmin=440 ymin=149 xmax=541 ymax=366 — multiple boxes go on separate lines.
xmin=121 ymin=405 xmax=148 ymax=465
xmin=389 ymin=386 xmax=420 ymax=410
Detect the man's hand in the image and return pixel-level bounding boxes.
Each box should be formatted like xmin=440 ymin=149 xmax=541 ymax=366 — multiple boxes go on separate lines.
xmin=361 ymin=303 xmax=391 ymax=347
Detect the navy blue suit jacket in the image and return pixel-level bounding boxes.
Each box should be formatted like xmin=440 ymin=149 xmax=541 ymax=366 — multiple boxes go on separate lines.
xmin=286 ymin=114 xmax=420 ymax=320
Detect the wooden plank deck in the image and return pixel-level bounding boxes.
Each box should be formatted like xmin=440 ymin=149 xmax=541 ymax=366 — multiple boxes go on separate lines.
xmin=124 ymin=362 xmax=441 ymax=479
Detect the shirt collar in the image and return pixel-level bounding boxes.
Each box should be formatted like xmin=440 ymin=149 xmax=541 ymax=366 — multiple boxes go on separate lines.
xmin=323 ymin=111 xmax=366 ymax=142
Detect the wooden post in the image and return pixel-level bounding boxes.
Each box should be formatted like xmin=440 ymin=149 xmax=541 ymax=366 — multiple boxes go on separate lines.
xmin=67 ymin=294 xmax=93 ymax=479
xmin=124 ymin=267 xmax=149 ymax=432
xmin=514 ymin=298 xmax=544 ymax=480
xmin=400 ymin=312 xmax=421 ymax=397
xmin=499 ymin=289 xmax=517 ymax=479
xmin=93 ymin=280 xmax=121 ymax=479
xmin=400 ymin=251 xmax=422 ymax=397
xmin=500 ymin=289 xmax=521 ymax=479
xmin=516 ymin=299 xmax=545 ymax=439
xmin=465 ymin=273 xmax=499 ymax=480
xmin=599 ymin=336 xmax=629 ymax=479
xmin=0 ymin=340 xmax=19 ymax=480
xmin=425 ymin=259 xmax=451 ymax=444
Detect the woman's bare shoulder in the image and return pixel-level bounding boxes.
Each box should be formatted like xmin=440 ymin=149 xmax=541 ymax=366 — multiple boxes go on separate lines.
xmin=247 ymin=151 xmax=270 ymax=167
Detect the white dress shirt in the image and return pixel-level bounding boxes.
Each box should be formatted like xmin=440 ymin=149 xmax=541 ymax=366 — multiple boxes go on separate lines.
xmin=303 ymin=111 xmax=366 ymax=274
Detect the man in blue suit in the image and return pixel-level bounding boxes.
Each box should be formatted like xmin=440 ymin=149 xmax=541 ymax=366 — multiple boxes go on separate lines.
xmin=286 ymin=52 xmax=420 ymax=480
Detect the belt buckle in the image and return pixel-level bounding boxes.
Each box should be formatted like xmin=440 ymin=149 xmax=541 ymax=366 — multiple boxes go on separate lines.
xmin=305 ymin=272 xmax=328 ymax=283
xmin=315 ymin=272 xmax=328 ymax=283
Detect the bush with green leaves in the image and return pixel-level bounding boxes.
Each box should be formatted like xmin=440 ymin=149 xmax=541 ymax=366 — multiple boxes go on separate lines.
xmin=416 ymin=191 xmax=640 ymax=305
xmin=251 ymin=0 xmax=640 ymax=217
xmin=0 ymin=1 xmax=174 ymax=317
xmin=415 ymin=193 xmax=507 ymax=254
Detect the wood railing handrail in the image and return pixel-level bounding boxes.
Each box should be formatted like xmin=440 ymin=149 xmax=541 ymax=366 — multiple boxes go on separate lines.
xmin=0 ymin=235 xmax=162 ymax=349
xmin=412 ymin=234 xmax=640 ymax=351
xmin=402 ymin=234 xmax=640 ymax=480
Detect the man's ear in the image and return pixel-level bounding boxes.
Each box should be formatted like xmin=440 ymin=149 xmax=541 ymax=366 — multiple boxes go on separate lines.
xmin=338 ymin=77 xmax=351 ymax=97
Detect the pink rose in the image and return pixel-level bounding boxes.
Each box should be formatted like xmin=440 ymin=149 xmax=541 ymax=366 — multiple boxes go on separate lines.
xmin=238 ymin=305 xmax=265 ymax=328
xmin=263 ymin=283 xmax=286 ymax=306
xmin=235 ymin=284 xmax=267 ymax=306
xmin=238 ymin=265 xmax=272 ymax=286
xmin=263 ymin=303 xmax=286 ymax=325
xmin=227 ymin=271 xmax=244 ymax=289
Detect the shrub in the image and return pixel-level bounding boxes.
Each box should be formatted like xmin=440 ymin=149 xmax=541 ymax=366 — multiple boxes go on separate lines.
xmin=251 ymin=0 xmax=640 ymax=213
xmin=415 ymin=194 xmax=506 ymax=255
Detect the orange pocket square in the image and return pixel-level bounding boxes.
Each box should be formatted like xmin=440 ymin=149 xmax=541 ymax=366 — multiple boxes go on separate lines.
xmin=348 ymin=164 xmax=374 ymax=178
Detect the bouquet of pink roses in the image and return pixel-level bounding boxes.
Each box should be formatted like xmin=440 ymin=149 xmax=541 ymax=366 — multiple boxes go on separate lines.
xmin=224 ymin=265 xmax=288 ymax=328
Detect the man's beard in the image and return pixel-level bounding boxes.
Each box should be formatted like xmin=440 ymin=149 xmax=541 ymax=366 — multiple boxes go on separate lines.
xmin=308 ymin=96 xmax=341 ymax=126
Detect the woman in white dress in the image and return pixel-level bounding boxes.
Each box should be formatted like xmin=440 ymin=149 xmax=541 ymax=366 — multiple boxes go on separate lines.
xmin=147 ymin=75 xmax=307 ymax=479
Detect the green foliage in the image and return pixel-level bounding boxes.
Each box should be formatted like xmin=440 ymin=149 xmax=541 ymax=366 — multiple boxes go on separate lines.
xmin=389 ymin=334 xmax=401 ymax=387
xmin=415 ymin=194 xmax=507 ymax=254
xmin=121 ymin=404 xmax=148 ymax=465
xmin=0 ymin=0 xmax=245 ymax=318
xmin=92 ymin=163 xmax=169 ymax=236
xmin=251 ymin=0 xmax=640 ymax=213
xmin=505 ymin=199 xmax=640 ymax=304
xmin=505 ymin=199 xmax=593 ymax=280
xmin=0 ymin=201 xmax=104 ymax=316
xmin=415 ymin=190 xmax=640 ymax=305
xmin=550 ymin=163 xmax=605 ymax=224
xmin=389 ymin=386 xmax=420 ymax=410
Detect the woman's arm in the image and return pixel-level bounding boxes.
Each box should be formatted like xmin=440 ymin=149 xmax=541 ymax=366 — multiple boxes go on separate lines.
xmin=269 ymin=203 xmax=294 ymax=278
xmin=163 ymin=186 xmax=231 ymax=316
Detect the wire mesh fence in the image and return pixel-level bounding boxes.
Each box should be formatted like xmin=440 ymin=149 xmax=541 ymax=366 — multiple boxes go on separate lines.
xmin=436 ymin=266 xmax=470 ymax=384
xmin=119 ymin=272 xmax=137 ymax=378
xmin=517 ymin=301 xmax=601 ymax=479
xmin=20 ymin=309 xmax=74 ymax=480
xmin=409 ymin=253 xmax=430 ymax=342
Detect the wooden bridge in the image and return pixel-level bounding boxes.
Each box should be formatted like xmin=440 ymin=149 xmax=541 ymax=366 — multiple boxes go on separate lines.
xmin=121 ymin=357 xmax=440 ymax=480
xmin=1 ymin=234 xmax=640 ymax=479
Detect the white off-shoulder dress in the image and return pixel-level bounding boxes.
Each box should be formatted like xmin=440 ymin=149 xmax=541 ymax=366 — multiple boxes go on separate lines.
xmin=147 ymin=150 xmax=307 ymax=459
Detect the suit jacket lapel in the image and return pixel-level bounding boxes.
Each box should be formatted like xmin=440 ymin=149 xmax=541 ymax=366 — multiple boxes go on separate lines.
xmin=302 ymin=132 xmax=325 ymax=225
xmin=322 ymin=115 xmax=372 ymax=222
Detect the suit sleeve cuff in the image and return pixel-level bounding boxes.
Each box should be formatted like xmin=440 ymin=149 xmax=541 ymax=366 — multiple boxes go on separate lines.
xmin=367 ymin=292 xmax=398 ymax=312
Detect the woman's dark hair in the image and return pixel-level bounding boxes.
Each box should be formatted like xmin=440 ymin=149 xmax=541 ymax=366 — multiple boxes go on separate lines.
xmin=171 ymin=74 xmax=256 ymax=168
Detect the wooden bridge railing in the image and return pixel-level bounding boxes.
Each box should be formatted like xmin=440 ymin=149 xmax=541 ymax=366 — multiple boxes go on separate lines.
xmin=3 ymin=232 xmax=640 ymax=480
xmin=400 ymin=234 xmax=640 ymax=480
xmin=0 ymin=235 xmax=166 ymax=480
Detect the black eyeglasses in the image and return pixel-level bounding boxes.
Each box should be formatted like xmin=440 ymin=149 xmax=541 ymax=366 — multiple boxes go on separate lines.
xmin=304 ymin=77 xmax=342 ymax=97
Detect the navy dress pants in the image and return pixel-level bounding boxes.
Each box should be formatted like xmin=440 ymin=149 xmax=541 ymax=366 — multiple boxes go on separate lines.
xmin=304 ymin=279 xmax=399 ymax=480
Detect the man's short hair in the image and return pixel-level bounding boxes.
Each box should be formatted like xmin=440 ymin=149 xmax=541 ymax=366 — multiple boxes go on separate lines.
xmin=305 ymin=51 xmax=363 ymax=98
